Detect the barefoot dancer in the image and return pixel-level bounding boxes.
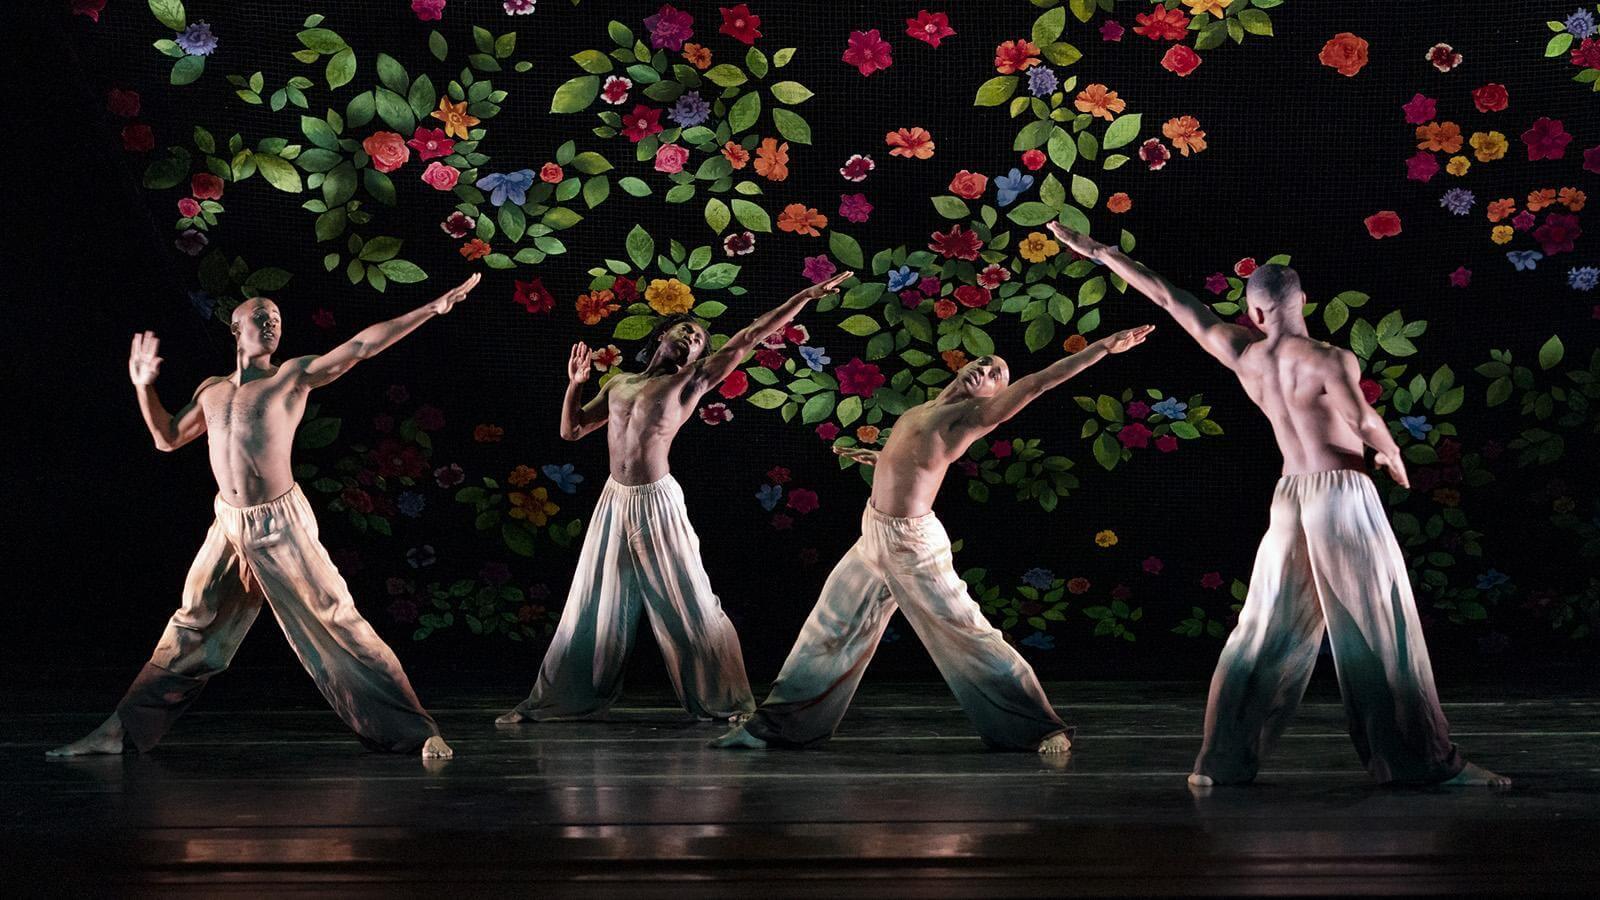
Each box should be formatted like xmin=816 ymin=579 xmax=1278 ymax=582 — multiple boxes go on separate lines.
xmin=713 ymin=325 xmax=1155 ymax=754
xmin=1047 ymin=223 xmax=1509 ymax=788
xmin=497 ymin=272 xmax=855 ymax=725
xmin=48 ymin=276 xmax=480 ymax=760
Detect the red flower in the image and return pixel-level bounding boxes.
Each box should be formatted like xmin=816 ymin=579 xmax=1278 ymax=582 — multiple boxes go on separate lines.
xmin=1142 ymin=556 xmax=1164 ymax=575
xmin=1405 ymin=151 xmax=1440 ymax=182
xmin=1200 ymin=572 xmax=1224 ymax=590
xmin=371 ymin=438 xmax=427 ymax=479
xmin=612 ymin=275 xmax=638 ymax=301
xmin=718 ymin=4 xmax=762 ymax=44
xmin=71 ymin=0 xmax=105 ymax=22
xmin=121 ymin=123 xmax=154 ymax=152
xmin=1534 ymin=213 xmax=1581 ymax=256
xmin=718 ymin=370 xmax=750 ymax=399
xmin=1449 ymin=266 xmax=1472 ymax=288
xmin=770 ymin=513 xmax=793 ymax=530
xmin=407 ymin=127 xmax=455 ymax=160
xmin=1573 ymin=37 xmax=1600 ymax=69
xmin=513 ymin=278 xmax=555 ymax=314
xmin=441 ymin=211 xmax=475 ymax=238
xmin=836 ymin=358 xmax=886 ymax=397
xmin=177 ymin=197 xmax=200 ymax=218
xmin=1319 ymin=32 xmax=1370 ymax=77
xmin=906 ymin=10 xmax=955 ymax=48
xmin=1522 ymin=117 xmax=1572 ymax=161
xmin=415 ymin=405 xmax=445 ymax=431
xmin=1155 ymin=435 xmax=1178 ymax=453
xmin=1364 ymin=210 xmax=1402 ymax=239
xmin=1139 ymin=138 xmax=1171 ymax=171
xmin=621 ymin=105 xmax=664 ymax=142
xmin=786 ymin=488 xmax=819 ymax=515
xmin=1471 ymin=83 xmax=1509 ymax=113
xmin=840 ymin=154 xmax=875 ymax=181
xmin=1132 ymin=6 xmax=1189 ymax=41
xmin=994 ymin=39 xmax=1041 ymax=74
xmin=1160 ymin=45 xmax=1202 ymax=77
xmin=539 ymin=162 xmax=564 ymax=183
xmin=929 ymin=224 xmax=984 ymax=260
xmin=1233 ymin=257 xmax=1258 ymax=278
xmin=991 ymin=440 xmax=1013 ymax=459
xmin=341 ymin=487 xmax=375 ymax=514
xmin=1117 ymin=422 xmax=1152 ymax=449
xmin=1426 ymin=42 xmax=1462 ymax=72
xmin=754 ymin=347 xmax=785 ymax=369
xmin=1020 ymin=148 xmax=1046 ymax=170
xmin=948 ymin=169 xmax=988 ymax=199
xmin=699 ymin=403 xmax=732 ymax=425
xmin=601 ymin=75 xmax=632 ymax=105
xmin=190 ymin=173 xmax=224 ymax=200
xmin=843 ymin=29 xmax=894 ymax=76
xmin=106 ymin=88 xmax=140 ymax=117
xmin=363 ymin=132 xmax=410 ymax=173
xmin=1359 ymin=378 xmax=1382 ymax=405
xmin=767 ymin=466 xmax=791 ymax=484
xmin=954 ymin=285 xmax=991 ymax=308
xmin=934 ymin=299 xmax=958 ymax=319
xmin=978 ymin=264 xmax=1011 ymax=289
xmin=816 ymin=422 xmax=840 ymax=441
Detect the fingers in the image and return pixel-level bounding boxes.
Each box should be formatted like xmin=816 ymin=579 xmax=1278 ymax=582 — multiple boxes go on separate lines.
xmin=822 ymin=270 xmax=854 ymax=291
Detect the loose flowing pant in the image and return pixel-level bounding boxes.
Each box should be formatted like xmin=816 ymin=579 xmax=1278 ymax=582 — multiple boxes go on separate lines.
xmin=745 ymin=504 xmax=1069 ymax=750
xmin=514 ymin=474 xmax=754 ymax=720
xmin=1193 ymin=470 xmax=1465 ymax=784
xmin=114 ymin=486 xmax=440 ymax=753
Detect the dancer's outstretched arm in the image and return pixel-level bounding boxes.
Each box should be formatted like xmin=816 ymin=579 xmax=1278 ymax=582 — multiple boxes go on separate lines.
xmin=1047 ymin=223 xmax=1251 ymax=369
xmin=965 ymin=325 xmax=1153 ymax=429
xmin=689 ymin=270 xmax=854 ymax=390
xmin=128 ymin=330 xmax=209 ymax=452
xmin=1327 ymin=348 xmax=1411 ymax=488
xmin=560 ymin=342 xmax=611 ymax=441
xmin=296 ymin=273 xmax=481 ymax=389
xmin=832 ymin=446 xmax=879 ymax=466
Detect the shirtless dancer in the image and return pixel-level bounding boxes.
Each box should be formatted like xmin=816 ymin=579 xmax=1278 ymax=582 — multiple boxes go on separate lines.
xmin=1045 ymin=223 xmax=1509 ymax=787
xmin=713 ymin=324 xmax=1154 ymax=753
xmin=48 ymin=276 xmax=479 ymax=760
xmin=497 ymin=271 xmax=855 ymax=725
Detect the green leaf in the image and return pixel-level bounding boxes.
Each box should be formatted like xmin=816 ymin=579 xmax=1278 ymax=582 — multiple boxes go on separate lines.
xmin=408 ymin=75 xmax=437 ymax=122
xmin=1032 ymin=7 xmax=1066 ymax=46
xmin=974 ymin=75 xmax=1019 ymax=107
xmin=148 ymin=0 xmax=187 ymax=30
xmin=774 ymin=47 xmax=796 ymax=67
xmin=801 ymin=392 xmax=836 ymax=424
xmin=1024 ymin=315 xmax=1055 ymax=352
xmin=326 ymin=48 xmax=357 ymax=90
xmin=829 ymin=231 xmax=865 ymax=268
xmin=772 ymin=108 xmax=812 ymax=144
xmin=1047 ymin=127 xmax=1077 ymax=170
xmin=429 ymin=30 xmax=448 ymax=62
xmin=746 ymin=46 xmax=769 ymax=79
xmin=748 ymin=388 xmax=787 ymax=409
xmin=1238 ymin=8 xmax=1274 ymax=35
xmin=618 ymin=176 xmax=651 ymax=197
xmin=377 ymin=260 xmax=427 ymax=283
xmin=608 ymin=21 xmax=634 ymax=48
xmin=696 ymin=263 xmax=741 ymax=290
xmin=1538 ymin=335 xmax=1564 ymax=370
xmin=728 ymin=92 xmax=761 ymax=133
xmin=613 ymin=315 xmax=655 ymax=340
xmin=705 ymin=198 xmax=732 ymax=233
xmin=770 ymin=80 xmax=813 ymax=104
xmin=375 ymin=88 xmax=416 ymax=132
xmin=1102 ymin=113 xmax=1141 ymax=151
xmin=298 ymin=27 xmax=346 ymax=54
xmin=731 ymin=199 xmax=771 ymax=232
xmin=296 ymin=417 xmax=341 ymax=449
xmin=582 ymin=175 xmax=611 ymax=209
xmin=376 ymin=53 xmax=409 ymax=95
xmin=1070 ymin=174 xmax=1098 ymax=208
xmin=550 ymin=75 xmax=600 ymax=113
xmin=932 ymin=195 xmax=970 ymax=219
xmin=625 ymin=224 xmax=654 ymax=269
xmin=170 ymin=55 xmax=205 ymax=86
xmin=1007 ymin=202 xmax=1057 ymax=227
xmin=1092 ymin=432 xmax=1120 ymax=470
xmin=254 ymin=154 xmax=303 ymax=193
xmin=1042 ymin=42 xmax=1082 ymax=67
xmin=1068 ymin=0 xmax=1096 ymax=23
xmin=1546 ymin=33 xmax=1575 ymax=57
xmin=840 ymin=315 xmax=881 ymax=336
xmin=705 ymin=64 xmax=748 ymax=87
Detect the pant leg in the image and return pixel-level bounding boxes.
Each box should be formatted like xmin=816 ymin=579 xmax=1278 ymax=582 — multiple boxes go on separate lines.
xmin=878 ymin=514 xmax=1069 ymax=751
xmin=1300 ymin=471 xmax=1464 ymax=784
xmin=238 ymin=488 xmax=440 ymax=753
xmin=515 ymin=481 xmax=643 ymax=720
xmin=114 ymin=516 xmax=265 ymax=751
xmin=744 ymin=537 xmax=896 ymax=748
xmin=628 ymin=477 xmax=755 ymax=719
xmin=1193 ymin=480 xmax=1325 ymax=783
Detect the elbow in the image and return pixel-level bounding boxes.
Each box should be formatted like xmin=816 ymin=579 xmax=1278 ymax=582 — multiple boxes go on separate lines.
xmin=559 ymin=425 xmax=582 ymax=441
xmin=154 ymin=438 xmax=177 ymax=453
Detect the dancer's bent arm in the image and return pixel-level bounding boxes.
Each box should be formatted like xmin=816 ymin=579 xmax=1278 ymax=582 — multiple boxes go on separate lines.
xmin=128 ymin=330 xmax=208 ymax=452
xmin=296 ymin=273 xmax=480 ymax=389
xmin=1328 ymin=349 xmax=1411 ymax=488
xmin=560 ymin=342 xmax=611 ymax=440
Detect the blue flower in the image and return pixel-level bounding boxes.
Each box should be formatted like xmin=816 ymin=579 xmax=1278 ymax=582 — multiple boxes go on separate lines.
xmin=1439 ymin=188 xmax=1475 ymax=216
xmin=756 ymin=483 xmax=784 ymax=512
xmin=175 ymin=21 xmax=219 ymax=56
xmin=188 ymin=290 xmax=216 ymax=319
xmin=1568 ymin=266 xmax=1598 ymax=292
xmin=1476 ymin=569 xmax=1509 ymax=590
xmin=1027 ymin=66 xmax=1058 ymax=98
xmin=1021 ymin=567 xmax=1055 ymax=590
xmin=880 ymin=625 xmax=902 ymax=643
xmin=541 ymin=463 xmax=584 ymax=494
xmin=406 ymin=544 xmax=437 ymax=569
xmin=1151 ymin=397 xmax=1188 ymax=420
xmin=887 ymin=265 xmax=917 ymax=292
xmin=1506 ymin=250 xmax=1544 ymax=272
xmin=397 ymin=492 xmax=426 ymax=518
xmin=799 ymin=345 xmax=830 ymax=371
xmin=1399 ymin=415 xmax=1432 ymax=440
xmin=994 ymin=168 xmax=1034 ymax=207
xmin=1021 ymin=632 xmax=1056 ymax=650
xmin=1566 ymin=8 xmax=1597 ymax=39
xmin=475 ymin=169 xmax=535 ymax=207
xmin=669 ymin=91 xmax=711 ymax=128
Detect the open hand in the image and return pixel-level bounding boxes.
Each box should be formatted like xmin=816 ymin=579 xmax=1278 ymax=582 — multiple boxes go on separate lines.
xmin=129 ymin=331 xmax=163 ymax=385
xmin=832 ymin=446 xmax=879 ymax=467
xmin=429 ymin=273 xmax=481 ymax=315
xmin=1046 ymin=222 xmax=1107 ymax=260
xmin=1374 ymin=451 xmax=1410 ymax=490
xmin=795 ymin=270 xmax=854 ymax=303
xmin=1099 ymin=324 xmax=1155 ymax=354
xmin=567 ymin=342 xmax=593 ymax=384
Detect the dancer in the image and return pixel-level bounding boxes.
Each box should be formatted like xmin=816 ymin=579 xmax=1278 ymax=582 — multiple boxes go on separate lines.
xmin=713 ymin=324 xmax=1155 ymax=753
xmin=1045 ymin=222 xmax=1508 ymax=787
xmin=497 ymin=271 xmax=855 ymax=725
xmin=47 ymin=275 xmax=480 ymax=760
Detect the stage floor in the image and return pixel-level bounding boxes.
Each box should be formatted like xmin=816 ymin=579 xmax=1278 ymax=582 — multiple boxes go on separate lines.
xmin=7 ymin=679 xmax=1598 ymax=896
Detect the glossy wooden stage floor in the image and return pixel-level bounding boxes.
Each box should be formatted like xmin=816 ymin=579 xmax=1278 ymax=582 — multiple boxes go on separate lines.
xmin=7 ymin=679 xmax=1598 ymax=896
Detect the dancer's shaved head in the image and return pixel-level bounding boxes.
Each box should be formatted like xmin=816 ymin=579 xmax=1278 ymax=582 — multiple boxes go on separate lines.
xmin=1244 ymin=264 xmax=1303 ymax=312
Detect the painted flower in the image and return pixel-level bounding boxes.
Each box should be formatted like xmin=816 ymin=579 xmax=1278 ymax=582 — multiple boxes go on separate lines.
xmin=1184 ymin=0 xmax=1232 ymax=17
xmin=994 ymin=39 xmax=1041 ymax=74
xmin=669 ymin=91 xmax=711 ymax=128
xmin=1490 ymin=225 xmax=1514 ymax=245
xmin=886 ymin=127 xmax=935 ymax=159
xmin=934 ymin=299 xmax=958 ymax=319
xmin=509 ymin=465 xmax=538 ymax=487
xmin=421 ymin=161 xmax=458 ymax=190
xmin=576 ymin=289 xmax=619 ymax=325
xmin=1319 ymin=32 xmax=1368 ymax=76
xmin=601 ymin=75 xmax=632 ymax=105
xmin=799 ymin=345 xmax=830 ymax=371
xmin=1567 ymin=8 xmax=1598 ymax=38
xmin=1416 ymin=121 xmax=1463 ymax=154
xmin=1155 ymin=435 xmax=1179 ymax=453
xmin=1364 ymin=210 xmax=1402 ymax=239
xmin=1449 ymin=266 xmax=1472 ymax=288
xmin=718 ymin=4 xmax=761 ymax=44
xmin=722 ymin=141 xmax=751 ymax=169
xmin=1094 ymin=529 xmax=1118 ymax=548
xmin=1513 ymin=210 xmax=1536 ymax=230
xmin=837 ymin=358 xmax=886 ymax=397
xmin=1021 ymin=148 xmax=1047 ymax=170
xmin=503 ymin=0 xmax=535 ymax=13
xmin=644 ymin=4 xmax=695 ymax=51
xmin=717 ymin=370 xmax=750 ymax=400
xmin=1122 ymin=399 xmax=1149 ymax=418
xmin=412 ymin=0 xmax=446 ymax=20
xmin=1022 ymin=567 xmax=1055 ymax=590
xmin=1163 ymin=115 xmax=1206 ymax=156
xmin=906 ymin=10 xmax=955 ymax=47
xmin=1018 ymin=231 xmax=1060 ymax=263
xmin=840 ymin=153 xmax=876 ymax=181
xmin=1568 ymin=266 xmax=1599 ymax=291
xmin=1575 ymin=38 xmax=1600 ymax=69
xmin=1063 ymin=334 xmax=1088 ymax=354
xmin=431 ymin=97 xmax=480 ymax=139
xmin=174 ymin=229 xmax=207 ymax=256
xmin=1102 ymin=20 xmax=1125 ymax=41
xmin=756 ymin=483 xmax=783 ymax=511
xmin=591 ymin=345 xmax=623 ymax=371
xmin=1400 ymin=415 xmax=1432 ymax=440
xmin=802 ymin=254 xmax=837 ymax=283
xmin=1161 ymin=44 xmax=1202 ymax=77
xmin=1133 ymin=6 xmax=1189 ymax=40
xmin=621 ymin=105 xmax=664 ymax=142
xmin=1476 ymin=569 xmax=1510 ymax=590
xmin=536 ymin=162 xmax=563 ymax=184
xmin=441 ymin=211 xmax=475 ymax=238
xmin=509 ymin=488 xmax=559 ymax=526
xmin=1067 ymin=577 xmax=1091 ymax=595
xmin=699 ymin=402 xmax=733 ymax=425
xmin=1522 ymin=117 xmax=1572 ymax=161
xmin=955 ymin=285 xmax=991 ymax=309
xmin=72 ymin=0 xmax=105 ymax=22
xmin=1426 ymin=42 xmax=1462 ymax=72
xmin=1028 ymin=66 xmax=1059 ymax=97
xmin=887 ymin=266 xmax=918 ymax=292
xmin=514 ymin=278 xmax=555 ymax=314
xmin=978 ymin=264 xmax=1011 ymax=289
xmin=929 ymin=224 xmax=983 ymax=260
xmin=948 ymin=170 xmax=989 ymax=200
xmin=474 ymin=424 xmax=505 ymax=442
xmin=1200 ymin=572 xmax=1224 ymax=590
xmin=1234 ymin=257 xmax=1258 ymax=277
xmin=754 ymin=137 xmax=790 ymax=181
xmin=1559 ymin=187 xmax=1587 ymax=211
xmin=362 ymin=131 xmax=410 ymax=173
xmin=843 ymin=29 xmax=894 ymax=76
xmin=1139 ymin=138 xmax=1171 ymax=171
xmin=1440 ymin=188 xmax=1475 ymax=216
xmin=459 ymin=238 xmax=491 ymax=260
xmin=1534 ymin=213 xmax=1581 ymax=255
xmin=786 ymin=488 xmax=820 ymax=515
xmin=682 ymin=43 xmax=712 ymax=69
xmin=1117 ymin=422 xmax=1152 ymax=449
xmin=177 ymin=197 xmax=201 ymax=218
xmin=1401 ymin=93 xmax=1436 ymax=125
xmin=777 ymin=204 xmax=828 ymax=235
xmin=941 ymin=349 xmax=968 ymax=371
xmin=434 ymin=464 xmax=465 ymax=488
xmin=646 ymin=278 xmax=695 ymax=315
xmin=1470 ymin=130 xmax=1508 ymax=162
xmin=723 ymin=230 xmax=755 ymax=255
xmin=1074 ymin=84 xmax=1126 ymax=120
xmin=1445 ymin=156 xmax=1470 ymax=176
xmin=1487 ymin=198 xmax=1516 ymax=222
xmin=1151 ymin=398 xmax=1188 ymax=420
xmin=1358 ymin=378 xmax=1382 ymax=405
xmin=475 ymin=169 xmax=534 ymax=206
xmin=176 ymin=21 xmax=219 ymax=56
xmin=106 ymin=87 xmax=140 ymax=118
xmin=1205 ymin=272 xmax=1229 ymax=294
xmin=654 ymin=143 xmax=690 ymax=174
xmin=994 ymin=168 xmax=1034 ymax=206
xmin=1405 ymin=151 xmax=1440 ymax=182
xmin=1472 ymin=83 xmax=1509 ymax=113
xmin=838 ymin=193 xmax=873 ymax=223
xmin=407 ymin=127 xmax=455 ymax=161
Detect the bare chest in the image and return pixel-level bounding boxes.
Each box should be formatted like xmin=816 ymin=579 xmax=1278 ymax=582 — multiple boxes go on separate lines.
xmin=608 ymin=375 xmax=687 ymax=421
xmin=202 ymin=381 xmax=303 ymax=437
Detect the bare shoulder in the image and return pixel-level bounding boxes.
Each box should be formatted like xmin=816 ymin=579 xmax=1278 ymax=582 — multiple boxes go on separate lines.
xmin=191 ymin=374 xmax=231 ymax=400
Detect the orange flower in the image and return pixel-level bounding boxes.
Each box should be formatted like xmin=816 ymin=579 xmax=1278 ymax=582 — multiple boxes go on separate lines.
xmin=681 ymin=42 xmax=711 ymax=69
xmin=508 ymin=465 xmax=537 ymax=487
xmin=754 ymin=137 xmax=789 ymax=181
xmin=777 ymin=203 xmax=828 ymax=236
xmin=1317 ymin=32 xmax=1369 ymax=77
xmin=1415 ymin=121 xmax=1463 ymax=154
xmin=1062 ymin=334 xmax=1088 ymax=354
xmin=1559 ymin=187 xmax=1586 ymax=211
xmin=855 ymin=425 xmax=880 ymax=444
xmin=1486 ymin=198 xmax=1516 ymax=222
xmin=1106 ymin=192 xmax=1132 ymax=213
xmin=473 ymin=424 xmax=504 ymax=442
xmin=886 ymin=126 xmax=935 ymax=159
xmin=722 ymin=141 xmax=750 ymax=169
xmin=1074 ymin=83 xmax=1126 ymax=121
xmin=1162 ymin=115 xmax=1207 ymax=155
xmin=576 ymin=288 xmax=619 ymax=325
xmin=1526 ymin=188 xmax=1557 ymax=211
xmin=1067 ymin=576 xmax=1091 ymax=594
xmin=459 ymin=238 xmax=491 ymax=260
xmin=994 ymin=39 xmax=1041 ymax=74
xmin=941 ymin=349 xmax=968 ymax=371
xmin=431 ymin=97 xmax=480 ymax=140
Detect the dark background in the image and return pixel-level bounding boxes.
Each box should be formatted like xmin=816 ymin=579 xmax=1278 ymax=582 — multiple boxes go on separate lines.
xmin=7 ymin=1 xmax=1596 ymax=705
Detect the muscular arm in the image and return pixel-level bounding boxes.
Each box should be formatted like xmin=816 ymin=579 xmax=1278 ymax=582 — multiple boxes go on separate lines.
xmin=1047 ymin=223 xmax=1251 ymax=369
xmin=689 ymin=270 xmax=853 ymax=392
xmin=965 ymin=325 xmax=1153 ymax=429
xmin=296 ymin=273 xmax=480 ymax=389
xmin=560 ymin=342 xmax=609 ymax=440
xmin=1329 ymin=350 xmax=1410 ymax=487
xmin=127 ymin=331 xmax=207 ymax=452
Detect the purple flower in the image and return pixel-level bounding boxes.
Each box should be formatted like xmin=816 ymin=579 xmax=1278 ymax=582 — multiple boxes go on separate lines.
xmin=1566 ymin=8 xmax=1597 ymax=39
xmin=838 ymin=192 xmax=873 ymax=223
xmin=1512 ymin=210 xmax=1536 ymax=231
xmin=175 ymin=21 xmax=219 ymax=56
xmin=1100 ymin=20 xmax=1125 ymax=42
xmin=1021 ymin=567 xmax=1055 ymax=590
xmin=1439 ymin=188 xmax=1475 ymax=216
xmin=1569 ymin=266 xmax=1599 ymax=291
xmin=802 ymin=254 xmax=837 ymax=283
xmin=503 ymin=0 xmax=536 ymax=14
xmin=174 ymin=229 xmax=208 ymax=256
xmin=669 ymin=91 xmax=711 ymax=128
xmin=397 ymin=492 xmax=426 ymax=518
xmin=188 ymin=290 xmax=216 ymax=319
xmin=1204 ymin=272 xmax=1229 ymax=295
xmin=643 ymin=4 xmax=695 ymax=50
xmin=1027 ymin=66 xmax=1059 ymax=97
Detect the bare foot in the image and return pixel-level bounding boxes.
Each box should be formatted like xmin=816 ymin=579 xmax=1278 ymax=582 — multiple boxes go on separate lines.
xmin=494 ymin=709 xmax=528 ymax=725
xmin=1442 ymin=762 xmax=1511 ymax=788
xmin=728 ymin=711 xmax=753 ymax=726
xmin=46 ymin=714 xmax=126 ymax=758
xmin=1037 ymin=732 xmax=1072 ymax=755
xmin=421 ymin=735 xmax=453 ymax=759
xmin=709 ymin=726 xmax=768 ymax=749
xmin=1187 ymin=773 xmax=1215 ymax=787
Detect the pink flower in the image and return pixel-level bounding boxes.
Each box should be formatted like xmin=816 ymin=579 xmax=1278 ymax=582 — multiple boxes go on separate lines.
xmin=654 ymin=143 xmax=690 ymax=173
xmin=1364 ymin=210 xmax=1402 ymax=239
xmin=362 ymin=132 xmax=410 ymax=173
xmin=1512 ymin=210 xmax=1535 ymax=231
xmin=106 ymin=88 xmax=140 ymax=117
xmin=1522 ymin=117 xmax=1572 ymax=161
xmin=643 ymin=4 xmax=695 ymax=51
xmin=1405 ymin=151 xmax=1440 ymax=182
xmin=1535 ymin=213 xmax=1581 ymax=255
xmin=441 ymin=211 xmax=476 ymax=238
xmin=978 ymin=264 xmax=1011 ymax=289
xmin=1101 ymin=20 xmax=1125 ymax=42
xmin=177 ymin=197 xmax=201 ymax=218
xmin=838 ymin=192 xmax=873 ymax=223
xmin=1359 ymin=379 xmax=1382 ymax=405
xmin=786 ymin=488 xmax=820 ymax=514
xmin=1401 ymin=93 xmax=1436 ymax=125
xmin=1155 ymin=434 xmax=1178 ymax=453
xmin=412 ymin=0 xmax=446 ymax=21
xmin=1139 ymin=138 xmax=1170 ymax=171
xmin=768 ymin=466 xmax=791 ymax=484
xmin=699 ymin=402 xmax=733 ymax=425
xmin=802 ymin=255 xmax=837 ymax=283
xmin=843 ymin=29 xmax=894 ymax=76
xmin=840 ymin=154 xmax=875 ymax=181
xmin=1586 ymin=144 xmax=1600 ymax=174
xmin=1141 ymin=556 xmax=1164 ymax=575
xmin=754 ymin=347 xmax=784 ymax=368
xmin=407 ymin=127 xmax=455 ymax=160
xmin=71 ymin=0 xmax=104 ymax=22
xmin=1126 ymin=401 xmax=1150 ymax=419
xmin=1200 ymin=572 xmax=1224 ymax=590
xmin=539 ymin=162 xmax=564 ymax=183
xmin=1117 ymin=422 xmax=1152 ymax=449
xmin=601 ymin=75 xmax=632 ymax=105
xmin=906 ymin=10 xmax=955 ymax=48
xmin=1021 ymin=148 xmax=1047 ymax=170
xmin=421 ymin=161 xmax=459 ymax=190
xmin=836 ymin=358 xmax=886 ymax=397
xmin=958 ymin=459 xmax=979 ymax=477
xmin=816 ymin=422 xmax=840 ymax=441
xmin=1449 ymin=266 xmax=1472 ymax=287
xmin=991 ymin=440 xmax=1013 ymax=459
xmin=433 ymin=463 xmax=464 ymax=488
xmin=1204 ymin=272 xmax=1229 ymax=294
xmin=918 ymin=275 xmax=941 ymax=295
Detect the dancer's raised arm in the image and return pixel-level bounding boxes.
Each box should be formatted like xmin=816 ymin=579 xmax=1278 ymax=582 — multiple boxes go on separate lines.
xmin=560 ymin=342 xmax=611 ymax=441
xmin=690 ymin=271 xmax=853 ymax=390
xmin=964 ymin=325 xmax=1153 ymax=429
xmin=128 ymin=331 xmax=210 ymax=452
xmin=295 ymin=273 xmax=480 ymax=389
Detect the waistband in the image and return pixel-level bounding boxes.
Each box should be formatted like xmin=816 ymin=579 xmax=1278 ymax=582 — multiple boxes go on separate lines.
xmin=604 ymin=473 xmax=679 ymax=496
xmin=1276 ymin=468 xmax=1373 ymax=487
xmin=214 ymin=483 xmax=304 ymax=515
xmin=863 ymin=500 xmax=939 ymax=528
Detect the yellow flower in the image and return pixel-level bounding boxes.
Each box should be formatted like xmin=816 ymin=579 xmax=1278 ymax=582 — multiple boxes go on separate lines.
xmin=645 ymin=277 xmax=695 ymax=315
xmin=1490 ymin=225 xmax=1513 ymax=245
xmin=1445 ymin=156 xmax=1470 ymax=176
xmin=1184 ymin=0 xmax=1233 ymax=18
xmin=431 ymin=97 xmax=480 ymax=139
xmin=1018 ymin=231 xmax=1060 ymax=263
xmin=1094 ymin=529 xmax=1118 ymax=548
xmin=1470 ymin=130 xmax=1507 ymax=163
xmin=509 ymin=487 xmax=559 ymax=526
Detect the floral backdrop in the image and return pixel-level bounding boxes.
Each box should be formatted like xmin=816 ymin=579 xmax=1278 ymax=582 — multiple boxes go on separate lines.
xmin=48 ymin=0 xmax=1598 ymax=680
